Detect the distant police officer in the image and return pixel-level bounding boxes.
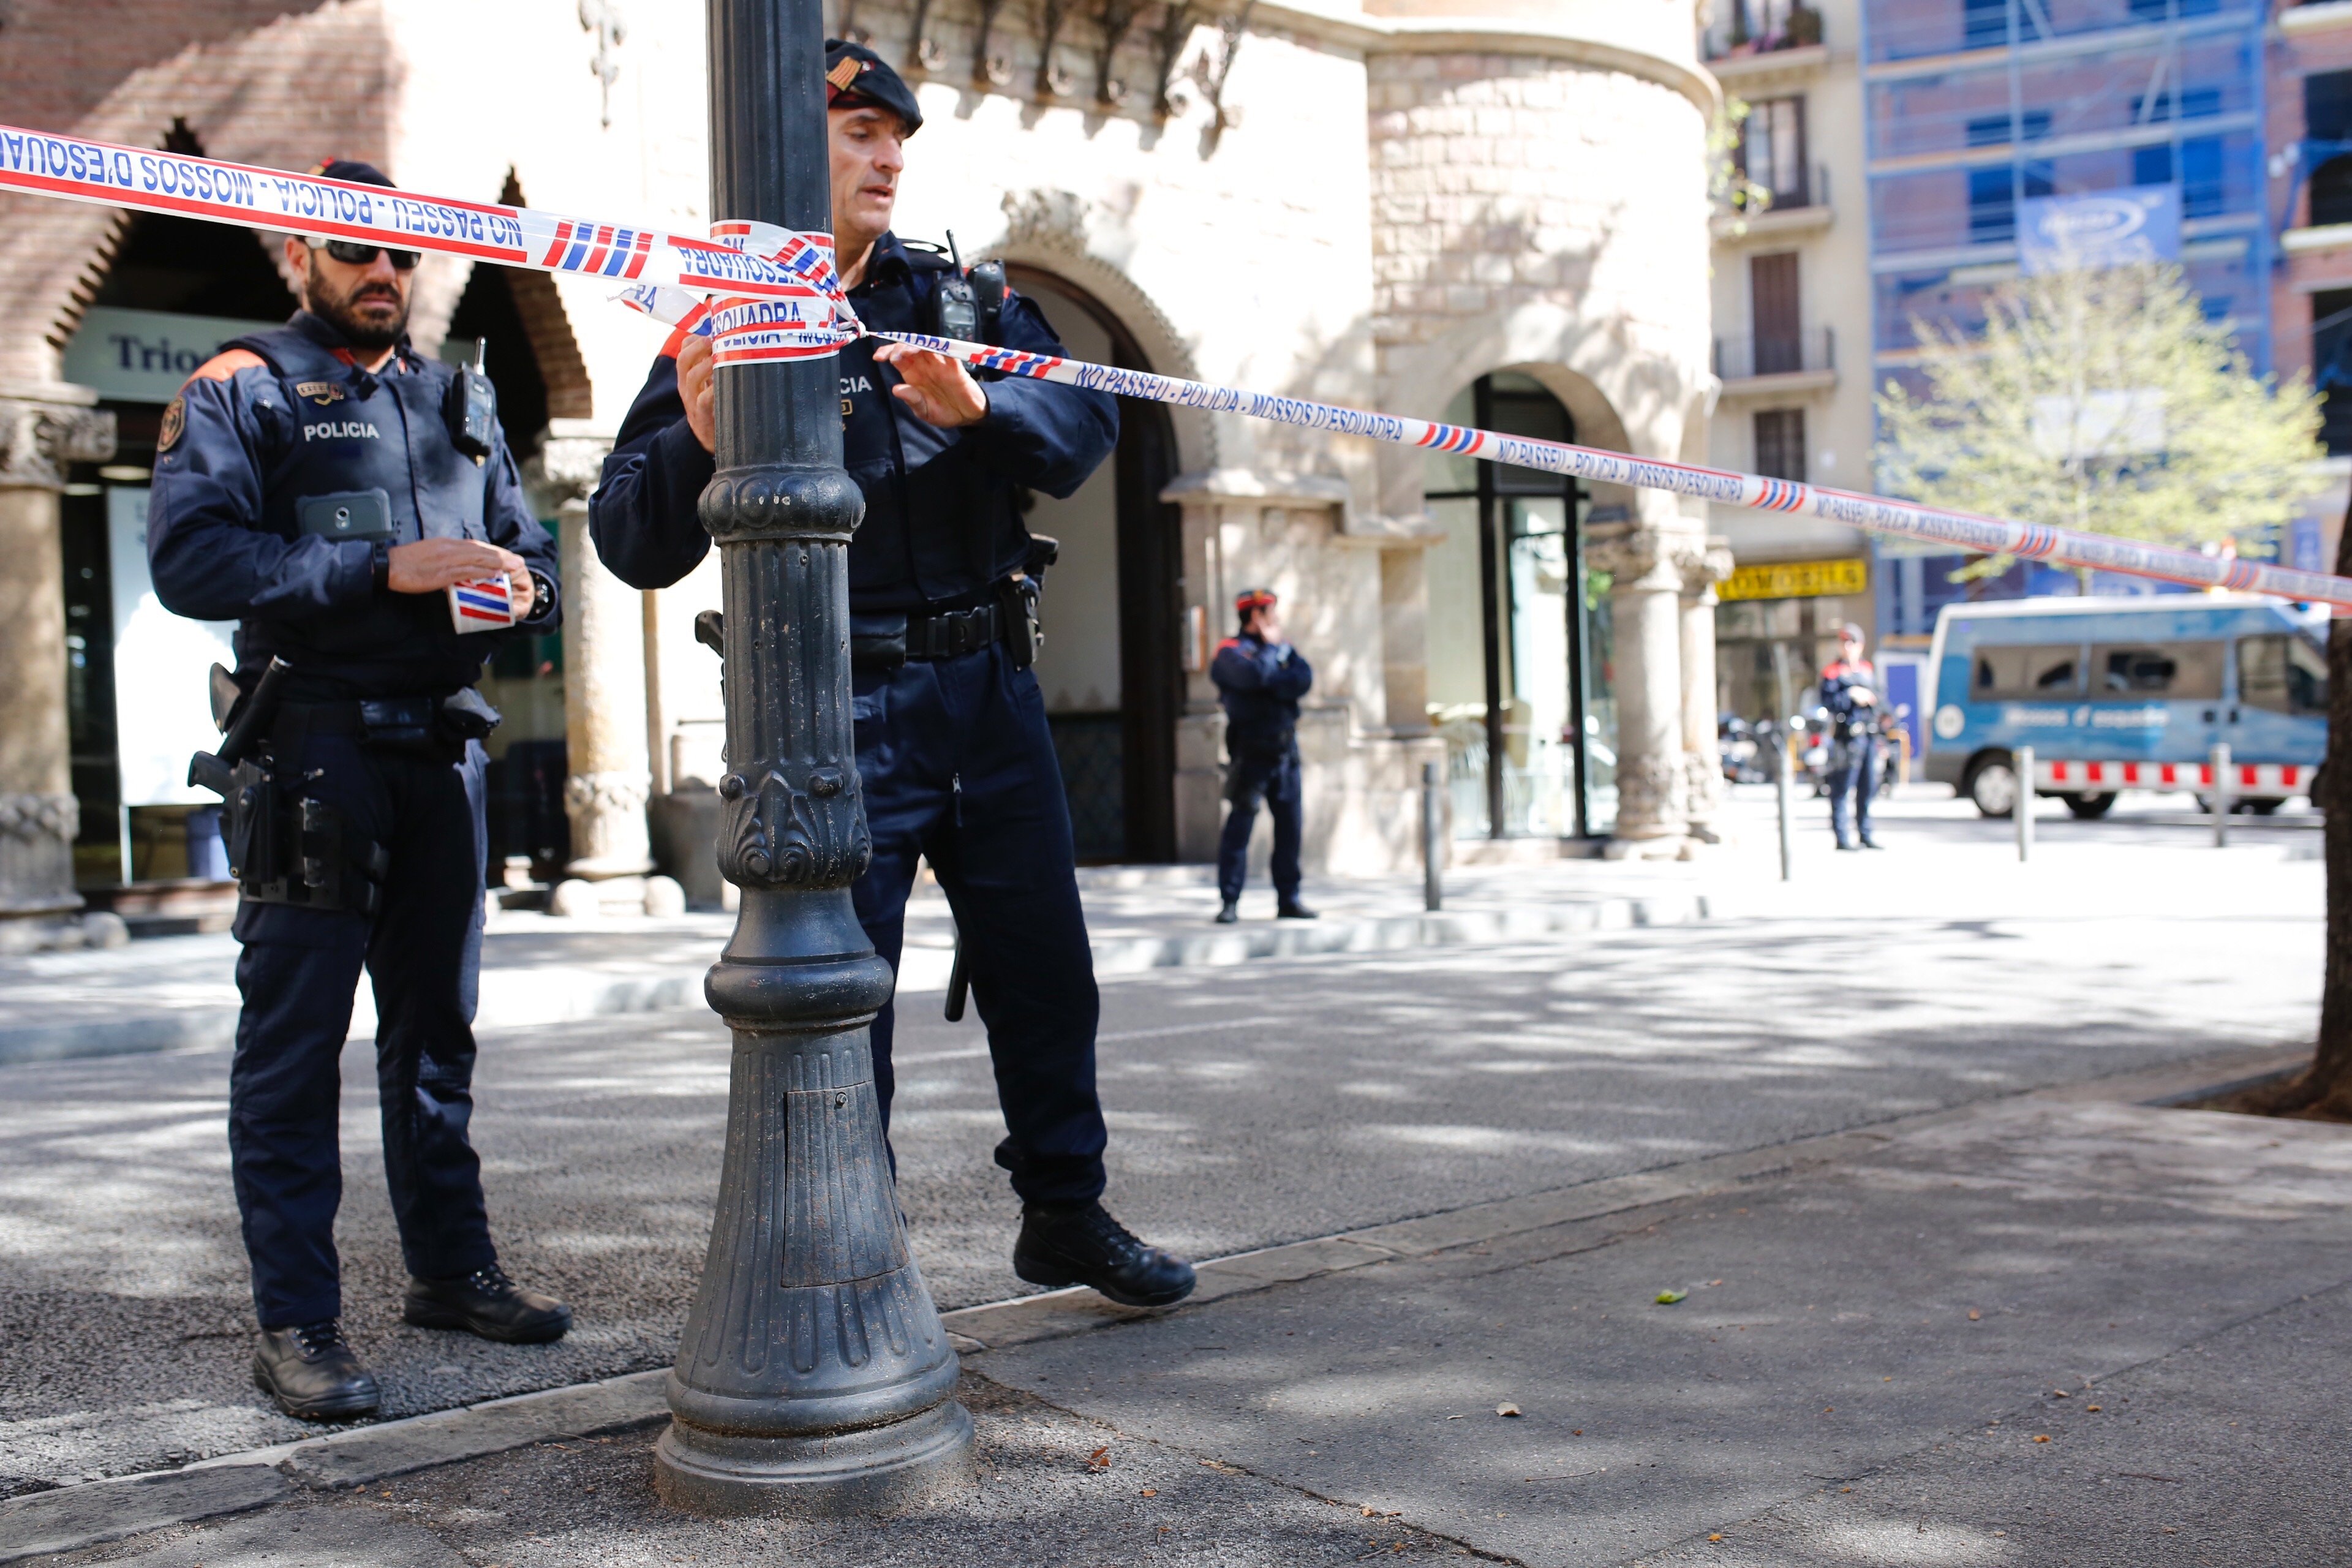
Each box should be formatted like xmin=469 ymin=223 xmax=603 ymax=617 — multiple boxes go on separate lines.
xmin=146 ymin=160 xmax=568 ymax=1421
xmin=1820 ymin=622 xmax=1883 ymax=851
xmin=589 ymin=43 xmax=1194 ymax=1309
xmin=1210 ymin=589 xmax=1317 ymax=924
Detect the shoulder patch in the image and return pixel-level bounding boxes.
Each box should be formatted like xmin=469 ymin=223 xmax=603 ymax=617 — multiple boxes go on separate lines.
xmin=157 ymin=394 xmax=186 ymax=453
xmin=1214 ymin=638 xmax=1243 ymax=653
xmin=185 ymin=348 xmax=266 ymax=385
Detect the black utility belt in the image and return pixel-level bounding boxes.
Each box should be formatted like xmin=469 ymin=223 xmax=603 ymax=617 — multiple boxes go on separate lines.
xmin=853 ymin=593 xmax=1038 ymax=673
xmin=279 ymin=688 xmax=503 ymax=760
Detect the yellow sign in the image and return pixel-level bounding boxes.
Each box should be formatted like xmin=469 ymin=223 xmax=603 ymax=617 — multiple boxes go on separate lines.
xmin=1718 ymin=557 xmax=1869 ymax=602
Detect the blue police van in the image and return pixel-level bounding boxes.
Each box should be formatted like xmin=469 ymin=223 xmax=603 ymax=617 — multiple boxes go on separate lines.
xmin=1922 ymin=595 xmax=2328 ymax=818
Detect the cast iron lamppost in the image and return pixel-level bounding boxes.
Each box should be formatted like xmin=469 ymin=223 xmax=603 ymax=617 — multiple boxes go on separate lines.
xmin=654 ymin=0 xmax=972 ymax=1512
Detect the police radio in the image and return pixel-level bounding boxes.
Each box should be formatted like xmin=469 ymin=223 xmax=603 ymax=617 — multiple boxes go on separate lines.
xmin=443 ymin=336 xmax=497 ymax=464
xmin=929 ymin=232 xmax=1005 ymax=345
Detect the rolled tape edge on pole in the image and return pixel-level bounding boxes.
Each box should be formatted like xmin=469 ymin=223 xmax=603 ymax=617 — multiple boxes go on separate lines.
xmin=7 ymin=122 xmax=2342 ymax=608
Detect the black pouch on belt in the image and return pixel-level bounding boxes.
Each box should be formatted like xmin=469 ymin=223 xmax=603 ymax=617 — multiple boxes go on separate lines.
xmin=358 ymin=695 xmax=442 ymax=759
xmin=850 ymin=612 xmax=909 ymax=673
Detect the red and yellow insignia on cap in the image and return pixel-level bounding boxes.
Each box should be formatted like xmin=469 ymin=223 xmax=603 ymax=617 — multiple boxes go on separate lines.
xmin=826 ymin=56 xmax=864 ymax=90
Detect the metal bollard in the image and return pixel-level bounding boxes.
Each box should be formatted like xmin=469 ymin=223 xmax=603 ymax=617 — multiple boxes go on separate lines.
xmin=2015 ymin=745 xmax=2034 ymax=862
xmin=2211 ymin=742 xmax=2231 ymax=849
xmin=1775 ymin=730 xmax=1795 ymax=882
xmin=1421 ymin=760 xmax=1443 ymax=912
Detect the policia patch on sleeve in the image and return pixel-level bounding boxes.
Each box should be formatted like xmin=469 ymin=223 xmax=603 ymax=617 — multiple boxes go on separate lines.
xmin=158 ymin=394 xmax=186 ymax=453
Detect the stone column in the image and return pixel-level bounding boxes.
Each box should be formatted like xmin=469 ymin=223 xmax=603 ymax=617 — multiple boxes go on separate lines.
xmin=1678 ymin=536 xmax=1735 ymax=843
xmin=1589 ymin=517 xmax=1692 ymax=855
xmin=537 ymin=424 xmax=669 ymax=916
xmin=0 ymin=383 xmax=114 ymax=952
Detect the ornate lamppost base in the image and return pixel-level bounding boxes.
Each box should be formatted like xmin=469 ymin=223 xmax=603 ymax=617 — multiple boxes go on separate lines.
xmin=653 ymin=1398 xmax=974 ymax=1515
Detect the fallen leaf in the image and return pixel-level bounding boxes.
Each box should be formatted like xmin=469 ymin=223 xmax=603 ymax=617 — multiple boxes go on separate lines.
xmin=1822 ymin=1408 xmax=1834 ymax=1414
xmin=1088 ymin=1446 xmax=1112 ymax=1471
xmin=1709 ymin=1534 xmax=1724 ymax=1542
xmin=1710 ymin=1280 xmax=1724 ymax=1286
xmin=1571 ymin=1429 xmax=1583 ymax=1436
xmin=2052 ymin=1390 xmax=2069 ymax=1398
xmin=1140 ymin=1488 xmax=1157 ymax=1497
xmin=1363 ymin=1506 xmax=1378 ymax=1517
xmin=1496 ymin=1403 xmax=1521 ymax=1417
xmin=1656 ymin=1290 xmax=1687 ymax=1305
xmin=2086 ymin=1405 xmax=2103 ymax=1412
xmin=1967 ymin=1310 xmax=1981 ymax=1321
xmin=2033 ymin=1434 xmax=2052 ymax=1443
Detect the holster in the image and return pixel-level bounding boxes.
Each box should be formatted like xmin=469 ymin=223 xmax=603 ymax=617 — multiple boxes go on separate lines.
xmin=225 ymin=761 xmax=388 ymax=916
xmin=996 ymin=574 xmax=1044 ymax=672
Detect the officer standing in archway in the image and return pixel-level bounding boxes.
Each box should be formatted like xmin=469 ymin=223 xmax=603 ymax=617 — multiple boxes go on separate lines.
xmin=590 ymin=43 xmax=1195 ymax=1309
xmin=147 ymin=160 xmax=568 ymax=1420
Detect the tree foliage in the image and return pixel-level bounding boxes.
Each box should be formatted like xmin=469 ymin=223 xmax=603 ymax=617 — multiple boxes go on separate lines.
xmin=1875 ymin=261 xmax=2326 ymax=568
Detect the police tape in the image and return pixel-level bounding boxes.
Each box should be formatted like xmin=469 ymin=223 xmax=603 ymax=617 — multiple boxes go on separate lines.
xmin=3 ymin=121 xmax=2345 ymax=609
xmin=0 ymin=126 xmax=858 ymax=361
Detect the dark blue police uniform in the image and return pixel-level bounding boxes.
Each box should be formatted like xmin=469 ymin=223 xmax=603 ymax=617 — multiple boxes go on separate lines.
xmin=147 ymin=310 xmax=560 ymax=1332
xmin=589 ymin=232 xmax=1121 ymax=1205
xmin=1210 ymin=633 xmax=1313 ymax=905
xmin=1820 ymin=657 xmax=1880 ymax=850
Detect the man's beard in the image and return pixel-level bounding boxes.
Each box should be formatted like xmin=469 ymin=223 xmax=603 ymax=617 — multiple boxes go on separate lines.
xmin=306 ymin=259 xmax=409 ymax=352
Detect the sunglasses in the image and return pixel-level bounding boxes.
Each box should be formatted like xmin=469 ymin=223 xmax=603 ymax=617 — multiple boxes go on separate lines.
xmin=309 ymin=238 xmax=420 ymax=271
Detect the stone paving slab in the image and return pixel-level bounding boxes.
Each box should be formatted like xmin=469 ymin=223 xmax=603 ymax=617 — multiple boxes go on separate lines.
xmin=0 ymin=859 xmax=1711 ymax=1066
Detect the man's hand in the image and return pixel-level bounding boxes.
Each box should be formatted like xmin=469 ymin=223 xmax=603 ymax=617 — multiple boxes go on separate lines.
xmin=872 ymin=342 xmax=989 ymax=428
xmin=388 ymin=539 xmax=531 ymax=615
xmin=678 ymin=334 xmax=717 ymax=453
xmin=1253 ymin=612 xmax=1285 ymax=647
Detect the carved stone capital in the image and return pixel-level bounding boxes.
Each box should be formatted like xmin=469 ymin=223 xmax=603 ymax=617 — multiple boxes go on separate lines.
xmin=531 ymin=420 xmax=617 ymax=508
xmin=1678 ymin=535 xmax=1736 ymax=599
xmin=0 ymin=386 xmax=116 ymax=490
xmin=0 ymin=791 xmax=78 ymax=844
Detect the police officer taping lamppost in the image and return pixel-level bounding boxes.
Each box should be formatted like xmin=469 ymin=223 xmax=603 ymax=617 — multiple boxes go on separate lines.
xmin=1210 ymin=588 xmax=1317 ymax=925
xmin=146 ymin=160 xmax=569 ymax=1421
xmin=590 ymin=42 xmax=1194 ymax=1308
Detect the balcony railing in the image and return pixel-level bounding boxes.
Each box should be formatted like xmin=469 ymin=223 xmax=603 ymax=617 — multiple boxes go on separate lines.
xmin=1726 ymin=162 xmax=1831 ymax=217
xmin=1714 ymin=327 xmax=1836 ymax=382
xmin=1703 ymin=1 xmax=1825 ymax=62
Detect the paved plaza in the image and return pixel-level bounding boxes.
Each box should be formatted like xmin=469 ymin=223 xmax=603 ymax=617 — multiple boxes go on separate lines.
xmin=0 ymin=789 xmax=2339 ymax=1564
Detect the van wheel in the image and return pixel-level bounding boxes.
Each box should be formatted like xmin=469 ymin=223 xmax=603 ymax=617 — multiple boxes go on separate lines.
xmin=1965 ymin=754 xmax=2018 ymax=819
xmin=2242 ymin=797 xmax=2282 ymax=816
xmin=2065 ymin=792 xmax=2116 ymax=820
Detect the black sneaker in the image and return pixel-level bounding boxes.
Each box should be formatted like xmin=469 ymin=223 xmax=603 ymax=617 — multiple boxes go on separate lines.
xmin=1276 ymin=898 xmax=1318 ymax=920
xmin=1214 ymin=900 xmax=1239 ymax=924
xmin=1014 ymin=1202 xmax=1197 ymax=1308
xmin=403 ymin=1264 xmax=571 ymax=1344
xmin=254 ymin=1320 xmax=379 ymax=1422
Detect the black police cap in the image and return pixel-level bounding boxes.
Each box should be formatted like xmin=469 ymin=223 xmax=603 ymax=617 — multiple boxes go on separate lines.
xmin=311 ymin=157 xmax=396 ymax=189
xmin=825 ymin=39 xmax=922 ymax=134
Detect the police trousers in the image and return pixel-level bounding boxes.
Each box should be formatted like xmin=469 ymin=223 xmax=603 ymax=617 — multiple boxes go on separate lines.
xmin=228 ymin=715 xmax=496 ymax=1329
xmin=1826 ymin=735 xmax=1879 ymax=847
xmin=1217 ymin=745 xmax=1302 ymax=903
xmin=852 ymin=641 xmax=1108 ymax=1207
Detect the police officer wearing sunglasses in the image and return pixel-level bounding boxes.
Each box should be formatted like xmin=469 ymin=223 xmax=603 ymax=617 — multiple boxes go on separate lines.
xmin=591 ymin=42 xmax=1195 ymax=1311
xmin=145 ymin=159 xmax=567 ymax=1420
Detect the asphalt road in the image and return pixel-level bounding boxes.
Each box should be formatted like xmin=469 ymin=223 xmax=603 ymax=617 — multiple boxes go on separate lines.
xmin=0 ymin=820 xmax=2321 ymax=1490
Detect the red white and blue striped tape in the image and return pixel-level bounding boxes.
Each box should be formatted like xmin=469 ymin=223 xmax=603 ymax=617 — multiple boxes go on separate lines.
xmin=3 ymin=121 xmax=2344 ymax=608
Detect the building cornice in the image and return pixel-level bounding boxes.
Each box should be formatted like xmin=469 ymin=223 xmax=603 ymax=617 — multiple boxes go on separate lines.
xmin=1246 ymin=1 xmax=1721 ymax=116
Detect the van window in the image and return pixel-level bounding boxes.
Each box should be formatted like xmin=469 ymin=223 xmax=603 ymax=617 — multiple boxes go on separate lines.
xmin=2091 ymin=643 xmax=2224 ymax=700
xmin=2240 ymin=635 xmax=2329 ymax=716
xmin=1971 ymin=644 xmax=2083 ymax=698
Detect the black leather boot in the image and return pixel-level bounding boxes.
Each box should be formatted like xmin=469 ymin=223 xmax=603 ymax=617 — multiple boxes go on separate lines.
xmin=1276 ymin=897 xmax=1318 ymax=920
xmin=1014 ymin=1201 xmax=1197 ymax=1308
xmin=253 ymin=1320 xmax=379 ymax=1421
xmin=403 ymin=1263 xmax=571 ymax=1344
xmin=1214 ymin=899 xmax=1238 ymax=924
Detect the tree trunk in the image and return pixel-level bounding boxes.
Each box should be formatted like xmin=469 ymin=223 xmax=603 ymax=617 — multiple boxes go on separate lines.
xmin=2247 ymin=488 xmax=2352 ymax=1116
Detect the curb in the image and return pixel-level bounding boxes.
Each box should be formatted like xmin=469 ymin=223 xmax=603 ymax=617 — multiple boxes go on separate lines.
xmin=0 ymin=893 xmax=1708 ymax=1068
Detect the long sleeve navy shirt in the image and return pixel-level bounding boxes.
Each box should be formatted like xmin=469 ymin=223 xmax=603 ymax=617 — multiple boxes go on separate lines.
xmin=588 ymin=232 xmax=1118 ymax=610
xmin=1212 ymin=632 xmax=1314 ymax=756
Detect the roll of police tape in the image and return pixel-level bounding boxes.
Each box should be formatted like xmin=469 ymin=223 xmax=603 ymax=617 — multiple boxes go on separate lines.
xmin=3 ymin=121 xmax=2345 ymax=609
